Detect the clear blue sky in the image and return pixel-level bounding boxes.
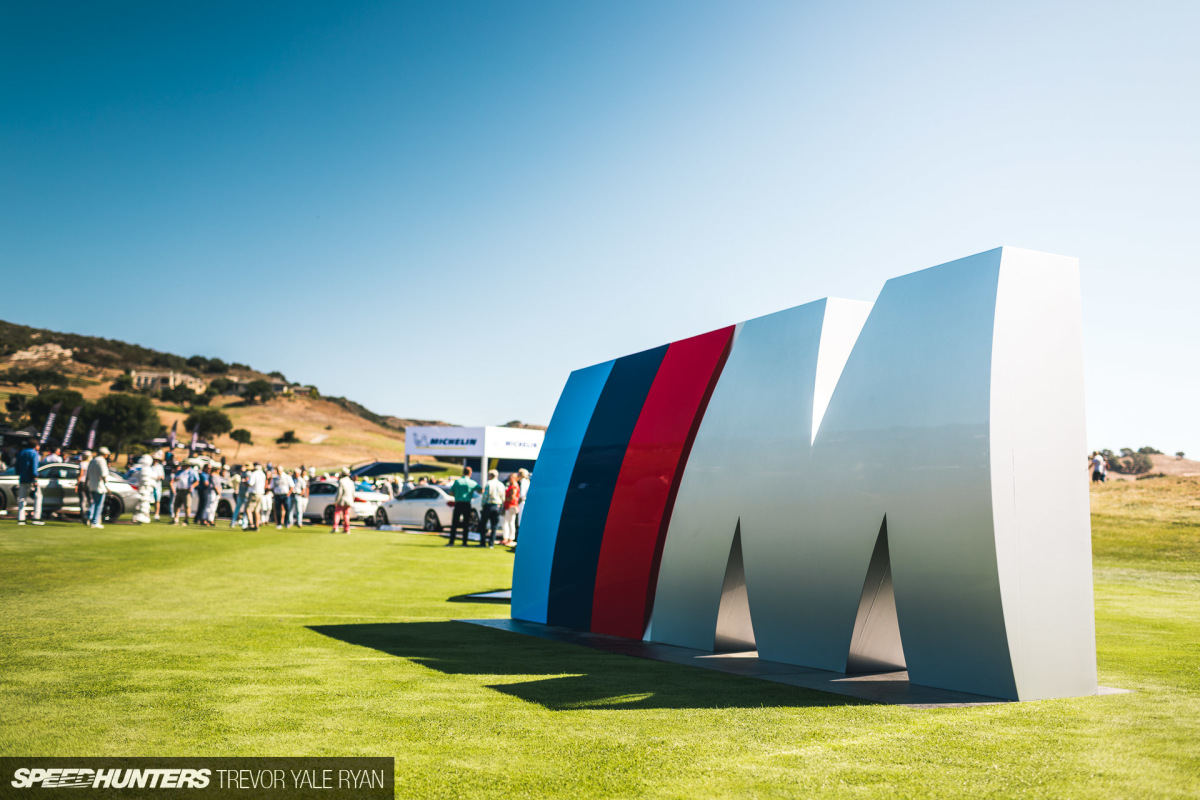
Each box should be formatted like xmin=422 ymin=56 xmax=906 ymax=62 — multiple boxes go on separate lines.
xmin=3 ymin=1 xmax=1197 ymax=457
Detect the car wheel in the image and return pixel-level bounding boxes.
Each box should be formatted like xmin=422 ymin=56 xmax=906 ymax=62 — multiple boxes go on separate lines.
xmin=102 ymin=496 xmax=121 ymax=523
xmin=217 ymin=500 xmax=232 ymax=519
xmin=323 ymin=506 xmax=334 ymax=525
xmin=423 ymin=510 xmax=441 ymax=532
xmin=375 ymin=508 xmax=388 ymax=527
xmin=468 ymin=509 xmax=480 ymax=528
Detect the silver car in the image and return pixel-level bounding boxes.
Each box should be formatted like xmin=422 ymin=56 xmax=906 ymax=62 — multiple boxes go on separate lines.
xmin=0 ymin=462 xmax=137 ymax=522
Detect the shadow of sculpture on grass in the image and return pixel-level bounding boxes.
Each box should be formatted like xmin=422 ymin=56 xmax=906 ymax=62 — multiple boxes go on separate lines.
xmin=446 ymin=589 xmax=511 ymax=604
xmin=308 ymin=621 xmax=864 ymax=711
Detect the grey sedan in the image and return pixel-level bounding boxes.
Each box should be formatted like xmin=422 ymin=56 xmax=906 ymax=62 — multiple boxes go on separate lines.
xmin=0 ymin=463 xmax=137 ymax=522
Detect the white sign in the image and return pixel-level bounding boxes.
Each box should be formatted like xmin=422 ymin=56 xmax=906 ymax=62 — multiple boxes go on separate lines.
xmin=405 ymin=426 xmax=543 ymax=461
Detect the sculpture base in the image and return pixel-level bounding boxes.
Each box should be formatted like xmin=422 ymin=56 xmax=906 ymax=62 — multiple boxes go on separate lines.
xmin=459 ymin=618 xmax=1129 ymax=709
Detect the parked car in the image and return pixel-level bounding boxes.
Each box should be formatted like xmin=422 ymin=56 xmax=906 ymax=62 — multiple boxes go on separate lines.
xmin=0 ymin=462 xmax=137 ymax=523
xmin=305 ymin=480 xmax=387 ymax=525
xmin=374 ymin=484 xmax=482 ymax=531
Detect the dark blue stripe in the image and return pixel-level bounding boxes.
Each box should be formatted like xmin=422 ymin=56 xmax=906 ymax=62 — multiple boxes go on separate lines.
xmin=546 ymin=344 xmax=669 ymax=629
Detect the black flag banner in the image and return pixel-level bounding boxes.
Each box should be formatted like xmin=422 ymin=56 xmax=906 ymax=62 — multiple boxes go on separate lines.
xmin=85 ymin=419 xmax=99 ymax=451
xmin=60 ymin=406 xmax=83 ymax=450
xmin=39 ymin=402 xmax=62 ymax=445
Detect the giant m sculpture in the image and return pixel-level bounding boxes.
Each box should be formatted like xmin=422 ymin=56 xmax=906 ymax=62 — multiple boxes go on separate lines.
xmin=511 ymin=248 xmax=1097 ymax=701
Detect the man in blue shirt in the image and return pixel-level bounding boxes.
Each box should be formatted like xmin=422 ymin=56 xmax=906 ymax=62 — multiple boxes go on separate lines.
xmin=16 ymin=441 xmax=44 ymax=525
xmin=446 ymin=467 xmax=479 ymax=547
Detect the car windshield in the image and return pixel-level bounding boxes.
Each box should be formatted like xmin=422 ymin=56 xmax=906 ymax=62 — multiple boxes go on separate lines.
xmin=1 ymin=468 xmax=14 ymax=476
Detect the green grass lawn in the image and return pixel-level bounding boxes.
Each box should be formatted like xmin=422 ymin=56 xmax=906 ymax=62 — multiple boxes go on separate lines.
xmin=2 ymin=479 xmax=1199 ymax=798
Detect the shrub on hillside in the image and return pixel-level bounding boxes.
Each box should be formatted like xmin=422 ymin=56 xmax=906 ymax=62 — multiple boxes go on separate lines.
xmin=276 ymin=430 xmax=298 ymax=445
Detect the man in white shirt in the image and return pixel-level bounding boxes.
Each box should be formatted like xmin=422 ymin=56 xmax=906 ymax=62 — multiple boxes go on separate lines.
xmin=479 ymin=469 xmax=505 ymax=548
xmin=43 ymin=447 xmax=64 ymax=464
xmin=271 ymin=467 xmax=294 ymax=529
xmin=290 ymin=469 xmax=308 ymax=527
xmin=85 ymin=447 xmax=111 ymax=528
xmin=244 ymin=463 xmax=266 ymax=531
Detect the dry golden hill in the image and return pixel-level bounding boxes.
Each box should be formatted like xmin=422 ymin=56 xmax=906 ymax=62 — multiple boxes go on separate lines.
xmin=160 ymin=394 xmax=410 ymax=470
xmin=0 ymin=357 xmax=433 ymax=470
xmin=1103 ymin=453 xmax=1200 ymax=481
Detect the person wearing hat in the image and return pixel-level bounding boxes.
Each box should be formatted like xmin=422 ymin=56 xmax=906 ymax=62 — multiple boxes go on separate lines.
xmin=77 ymin=449 xmax=94 ymax=523
xmin=150 ymin=452 xmax=166 ymax=520
xmin=228 ymin=466 xmax=246 ymax=528
xmin=332 ymin=468 xmax=355 ymax=534
xmin=290 ymin=468 xmax=308 ymax=528
xmin=85 ymin=446 xmax=112 ymax=528
xmin=244 ymin=462 xmax=266 ymax=531
xmin=15 ymin=439 xmax=44 ymax=526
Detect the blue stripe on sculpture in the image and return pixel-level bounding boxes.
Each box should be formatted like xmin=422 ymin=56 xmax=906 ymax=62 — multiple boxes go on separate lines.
xmin=546 ymin=344 xmax=669 ymax=629
xmin=511 ymin=360 xmax=615 ymax=624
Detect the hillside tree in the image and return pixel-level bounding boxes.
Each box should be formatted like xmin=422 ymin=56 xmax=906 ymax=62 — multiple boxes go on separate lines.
xmin=184 ymin=407 xmax=233 ymax=440
xmin=4 ymin=395 xmax=30 ymax=429
xmin=91 ymin=393 xmax=161 ymax=455
xmin=5 ymin=368 xmax=69 ymax=393
xmin=230 ymin=428 xmax=253 ymax=458
xmin=243 ymin=379 xmax=275 ymax=404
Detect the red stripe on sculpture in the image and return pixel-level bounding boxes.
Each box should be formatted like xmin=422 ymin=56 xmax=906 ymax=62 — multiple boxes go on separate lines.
xmin=589 ymin=325 xmax=735 ymax=639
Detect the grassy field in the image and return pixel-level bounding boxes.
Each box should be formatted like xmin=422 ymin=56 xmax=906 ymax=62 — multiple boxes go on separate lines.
xmin=1 ymin=478 xmax=1198 ymax=798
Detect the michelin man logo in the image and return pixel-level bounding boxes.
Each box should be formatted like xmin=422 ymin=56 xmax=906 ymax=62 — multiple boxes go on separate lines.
xmin=511 ymin=247 xmax=1098 ymax=702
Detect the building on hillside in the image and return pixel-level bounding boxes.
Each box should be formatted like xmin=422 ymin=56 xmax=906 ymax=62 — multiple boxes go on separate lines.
xmin=130 ymin=370 xmax=206 ymax=393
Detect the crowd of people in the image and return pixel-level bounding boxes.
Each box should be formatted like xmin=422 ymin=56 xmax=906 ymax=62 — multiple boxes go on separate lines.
xmin=6 ymin=439 xmax=532 ymax=546
xmin=442 ymin=466 xmax=529 ymax=548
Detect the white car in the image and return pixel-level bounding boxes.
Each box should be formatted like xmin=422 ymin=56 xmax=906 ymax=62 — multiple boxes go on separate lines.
xmin=305 ymin=480 xmax=387 ymax=525
xmin=374 ymin=484 xmax=482 ymax=531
